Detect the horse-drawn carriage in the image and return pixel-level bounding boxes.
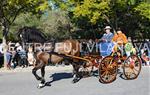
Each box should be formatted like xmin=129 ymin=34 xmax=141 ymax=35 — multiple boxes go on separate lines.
xmin=17 ymin=27 xmax=142 ymax=88
xmin=64 ymin=41 xmax=142 ymax=84
xmin=29 ymin=39 xmax=141 ymax=88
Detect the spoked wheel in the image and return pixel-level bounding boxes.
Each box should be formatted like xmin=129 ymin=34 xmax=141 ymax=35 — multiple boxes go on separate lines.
xmin=99 ymin=56 xmax=118 ymax=84
xmin=123 ymin=55 xmax=142 ymax=80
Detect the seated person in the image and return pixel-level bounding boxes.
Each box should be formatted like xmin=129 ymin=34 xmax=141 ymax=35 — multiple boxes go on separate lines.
xmin=112 ymin=28 xmax=128 ymax=45
xmin=98 ymin=26 xmax=114 ymax=56
xmin=100 ymin=26 xmax=114 ymax=42
xmin=112 ymin=28 xmax=128 ymax=56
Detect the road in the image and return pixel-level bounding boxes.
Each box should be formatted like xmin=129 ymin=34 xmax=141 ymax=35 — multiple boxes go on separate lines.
xmin=0 ymin=66 xmax=150 ymax=95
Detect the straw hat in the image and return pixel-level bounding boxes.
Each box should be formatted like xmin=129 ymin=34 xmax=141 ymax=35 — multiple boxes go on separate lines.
xmin=104 ymin=26 xmax=111 ymax=30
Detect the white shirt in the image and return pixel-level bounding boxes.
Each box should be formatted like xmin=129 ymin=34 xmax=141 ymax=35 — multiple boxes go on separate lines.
xmin=0 ymin=44 xmax=3 ymax=53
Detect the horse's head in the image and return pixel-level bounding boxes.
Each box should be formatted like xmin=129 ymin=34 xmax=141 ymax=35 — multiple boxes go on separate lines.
xmin=17 ymin=26 xmax=47 ymax=43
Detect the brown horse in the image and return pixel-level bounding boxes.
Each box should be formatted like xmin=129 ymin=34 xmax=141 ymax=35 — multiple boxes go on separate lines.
xmin=32 ymin=40 xmax=83 ymax=88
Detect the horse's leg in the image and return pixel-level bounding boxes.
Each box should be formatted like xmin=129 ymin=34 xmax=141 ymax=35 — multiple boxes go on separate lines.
xmin=72 ymin=63 xmax=81 ymax=83
xmin=32 ymin=62 xmax=47 ymax=88
xmin=32 ymin=61 xmax=45 ymax=81
xmin=40 ymin=65 xmax=46 ymax=84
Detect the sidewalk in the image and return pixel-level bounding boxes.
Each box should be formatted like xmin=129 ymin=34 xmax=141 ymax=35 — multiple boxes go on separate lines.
xmin=0 ymin=65 xmax=73 ymax=73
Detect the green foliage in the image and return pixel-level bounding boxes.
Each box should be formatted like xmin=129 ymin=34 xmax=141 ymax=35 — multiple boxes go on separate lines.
xmin=39 ymin=10 xmax=73 ymax=39
xmin=8 ymin=10 xmax=73 ymax=40
xmin=1 ymin=0 xmax=49 ymax=23
xmin=8 ymin=13 xmax=42 ymax=41
xmin=73 ymin=0 xmax=111 ymax=24
xmin=0 ymin=0 xmax=49 ymax=38
xmin=134 ymin=2 xmax=150 ymax=19
xmin=54 ymin=0 xmax=150 ymax=39
xmin=1 ymin=0 xmax=150 ymax=41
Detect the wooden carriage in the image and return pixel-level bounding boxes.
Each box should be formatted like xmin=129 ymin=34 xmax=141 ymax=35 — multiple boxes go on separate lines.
xmin=63 ymin=42 xmax=142 ymax=84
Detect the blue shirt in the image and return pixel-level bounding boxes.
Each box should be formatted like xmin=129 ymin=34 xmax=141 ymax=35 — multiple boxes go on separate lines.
xmin=101 ymin=32 xmax=114 ymax=42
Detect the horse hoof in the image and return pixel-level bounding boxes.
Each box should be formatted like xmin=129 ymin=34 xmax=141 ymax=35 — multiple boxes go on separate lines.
xmin=37 ymin=83 xmax=45 ymax=89
xmin=72 ymin=78 xmax=80 ymax=83
xmin=45 ymin=82 xmax=51 ymax=86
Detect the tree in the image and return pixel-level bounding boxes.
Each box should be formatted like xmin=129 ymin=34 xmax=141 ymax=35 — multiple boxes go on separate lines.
xmin=0 ymin=0 xmax=49 ymax=69
xmin=39 ymin=10 xmax=73 ymax=39
xmin=9 ymin=13 xmax=42 ymax=41
xmin=134 ymin=2 xmax=150 ymax=19
xmin=51 ymin=0 xmax=150 ymax=39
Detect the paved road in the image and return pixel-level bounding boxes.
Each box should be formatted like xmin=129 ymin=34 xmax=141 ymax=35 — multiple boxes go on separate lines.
xmin=0 ymin=66 xmax=150 ymax=95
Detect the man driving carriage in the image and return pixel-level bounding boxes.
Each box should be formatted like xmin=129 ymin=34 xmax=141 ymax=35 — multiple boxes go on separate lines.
xmin=97 ymin=26 xmax=114 ymax=56
xmin=100 ymin=26 xmax=114 ymax=42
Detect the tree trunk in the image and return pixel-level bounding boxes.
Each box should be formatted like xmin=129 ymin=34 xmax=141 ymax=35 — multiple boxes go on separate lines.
xmin=1 ymin=18 xmax=9 ymax=69
xmin=2 ymin=37 xmax=7 ymax=69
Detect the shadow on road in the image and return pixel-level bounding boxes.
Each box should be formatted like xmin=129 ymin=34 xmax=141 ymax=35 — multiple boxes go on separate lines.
xmin=50 ymin=72 xmax=73 ymax=82
xmin=119 ymin=73 xmax=128 ymax=80
xmin=43 ymin=71 xmax=128 ymax=88
xmin=44 ymin=72 xmax=73 ymax=86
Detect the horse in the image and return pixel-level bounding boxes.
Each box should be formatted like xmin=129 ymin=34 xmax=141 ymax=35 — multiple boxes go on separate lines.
xmin=17 ymin=27 xmax=88 ymax=87
xmin=32 ymin=39 xmax=85 ymax=88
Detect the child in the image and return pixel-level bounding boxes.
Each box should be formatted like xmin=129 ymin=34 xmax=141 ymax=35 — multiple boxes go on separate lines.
xmin=27 ymin=47 xmax=35 ymax=66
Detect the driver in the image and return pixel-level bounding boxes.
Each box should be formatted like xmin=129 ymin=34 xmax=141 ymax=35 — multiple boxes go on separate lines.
xmin=98 ymin=26 xmax=114 ymax=56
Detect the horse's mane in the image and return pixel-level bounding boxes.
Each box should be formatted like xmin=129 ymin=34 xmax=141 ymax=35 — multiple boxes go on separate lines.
xmin=17 ymin=26 xmax=47 ymax=43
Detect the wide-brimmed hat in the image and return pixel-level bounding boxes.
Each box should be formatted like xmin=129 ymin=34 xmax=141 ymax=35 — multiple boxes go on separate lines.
xmin=104 ymin=26 xmax=111 ymax=30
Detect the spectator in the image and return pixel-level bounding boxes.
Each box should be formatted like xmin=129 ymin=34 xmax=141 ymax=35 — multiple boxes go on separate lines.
xmin=15 ymin=43 xmax=22 ymax=51
xmin=13 ymin=42 xmax=28 ymax=68
xmin=0 ymin=39 xmax=4 ymax=54
xmin=0 ymin=41 xmax=3 ymax=67
xmin=0 ymin=41 xmax=12 ymax=69
xmin=27 ymin=47 xmax=35 ymax=66
xmin=141 ymin=48 xmax=149 ymax=66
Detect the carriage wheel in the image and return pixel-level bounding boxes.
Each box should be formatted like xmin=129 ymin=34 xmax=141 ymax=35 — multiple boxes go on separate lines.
xmin=99 ymin=56 xmax=118 ymax=84
xmin=123 ymin=55 xmax=142 ymax=80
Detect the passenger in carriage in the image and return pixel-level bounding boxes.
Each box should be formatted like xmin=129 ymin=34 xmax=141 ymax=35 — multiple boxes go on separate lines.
xmin=112 ymin=28 xmax=128 ymax=56
xmin=112 ymin=28 xmax=128 ymax=45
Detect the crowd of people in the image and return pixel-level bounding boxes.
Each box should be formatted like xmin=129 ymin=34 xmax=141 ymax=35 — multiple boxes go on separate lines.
xmin=0 ymin=41 xmax=35 ymax=69
xmin=0 ymin=26 xmax=149 ymax=69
